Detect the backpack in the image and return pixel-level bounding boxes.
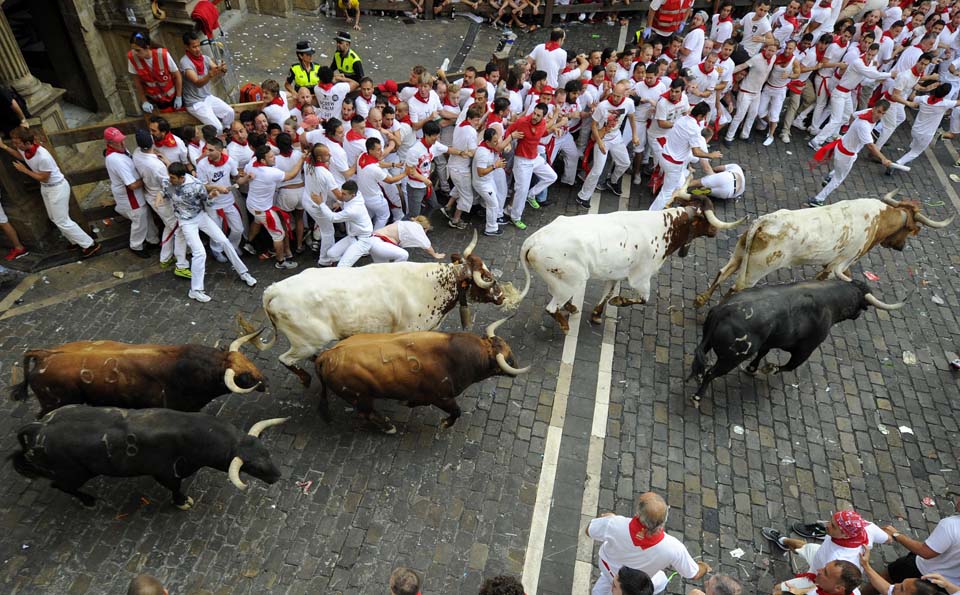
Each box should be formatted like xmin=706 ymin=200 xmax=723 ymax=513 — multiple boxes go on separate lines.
xmin=239 ymin=83 xmax=262 ymax=103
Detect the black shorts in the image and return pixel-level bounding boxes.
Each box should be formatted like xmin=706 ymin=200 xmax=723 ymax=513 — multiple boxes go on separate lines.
xmin=888 ymin=553 xmax=922 ymax=583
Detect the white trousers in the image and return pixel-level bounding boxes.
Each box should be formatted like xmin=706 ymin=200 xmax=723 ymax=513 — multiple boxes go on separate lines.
xmin=329 ymin=235 xmax=374 ymax=267
xmin=114 ymin=196 xmax=159 ymax=250
xmin=186 ymin=95 xmax=235 ymax=134
xmin=510 ymin=154 xmax=556 ymax=221
xmin=725 ymin=90 xmax=761 ymax=141
xmin=369 ymin=237 xmax=409 ymax=262
xmin=812 ymin=89 xmax=853 ymax=146
xmin=551 ymin=133 xmax=580 ymax=185
xmin=578 ymin=139 xmax=629 ymax=201
xmin=876 ymin=102 xmax=906 ymax=150
xmin=364 ymin=194 xmax=390 ymax=230
xmin=302 ymin=196 xmax=336 ymax=264
xmin=651 ymin=159 xmax=688 ymax=210
xmin=474 ymin=183 xmax=501 ymax=233
xmin=179 ymin=212 xmax=248 ymax=292
xmin=700 ymin=170 xmax=738 ymax=199
xmin=149 ymin=195 xmax=188 ymax=268
xmin=758 ymin=86 xmax=788 ymax=124
xmin=41 ymin=181 xmax=94 ymax=248
xmin=896 ymin=131 xmax=935 ymax=166
xmin=205 ymin=201 xmax=243 ymax=255
xmin=814 ymin=150 xmax=857 ymax=203
xmin=449 ymin=164 xmax=475 ymax=212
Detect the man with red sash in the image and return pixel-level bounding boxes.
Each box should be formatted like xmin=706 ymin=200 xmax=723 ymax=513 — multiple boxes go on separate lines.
xmin=808 ymin=100 xmax=892 ymax=206
xmin=128 ymin=32 xmax=183 ymax=115
xmin=587 ymin=492 xmax=709 ymax=595
xmin=104 ymin=127 xmax=159 ymax=257
xmin=240 ymin=145 xmax=306 ymax=270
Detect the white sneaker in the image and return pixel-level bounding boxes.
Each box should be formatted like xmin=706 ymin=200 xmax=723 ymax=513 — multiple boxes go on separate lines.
xmin=763 ymin=136 xmax=774 ymax=147
xmin=188 ymin=289 xmax=211 ymax=303
xmin=781 ymin=133 xmax=791 ymax=144
xmin=240 ymin=273 xmax=257 ymax=287
xmin=212 ymin=251 xmax=228 ymax=263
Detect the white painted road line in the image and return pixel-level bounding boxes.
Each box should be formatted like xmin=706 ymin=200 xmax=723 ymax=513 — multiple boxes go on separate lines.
xmin=618 ymin=22 xmax=629 ymax=54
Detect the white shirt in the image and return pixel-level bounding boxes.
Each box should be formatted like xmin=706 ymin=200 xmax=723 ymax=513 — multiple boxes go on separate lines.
xmin=408 ymin=91 xmax=442 ymax=136
xmin=195 ymin=153 xmax=239 ymax=187
xmin=22 ymin=146 xmax=64 ymax=185
xmin=273 ymin=150 xmax=303 ymax=188
xmin=807 ymin=5 xmax=834 ymax=40
xmin=105 ymin=150 xmax=145 ymax=206
xmin=741 ymin=53 xmax=776 ymax=93
xmin=245 ymin=164 xmax=285 ymax=212
xmin=405 ymin=139 xmax=448 ymax=189
xmin=313 ymin=82 xmax=352 ymax=121
xmin=472 ymin=145 xmax=499 ymax=190
xmin=839 ymin=114 xmax=878 ymax=153
xmin=528 ymin=42 xmax=568 ymax=88
xmin=688 ymin=66 xmax=719 ymax=103
xmin=357 ymin=157 xmax=389 ymax=201
xmin=263 ymin=92 xmax=291 ymax=126
xmin=835 ymin=57 xmax=892 ymax=92
xmin=306 ymin=129 xmax=350 ymax=185
xmin=772 ymin=14 xmax=796 ymax=46
xmin=648 ymin=93 xmax=690 ymax=140
xmin=912 ymin=95 xmax=959 ymax=136
xmin=806 ymin=524 xmax=890 ymax=574
xmin=883 ymin=6 xmax=903 ymax=30
xmin=396 ymin=220 xmax=431 ymax=248
xmin=154 ymin=134 xmax=188 ymax=166
xmin=681 ymin=28 xmax=706 ymax=70
xmin=131 ymin=149 xmax=167 ymax=200
xmin=662 ymin=114 xmax=707 ymax=164
xmin=320 ymin=195 xmax=372 ymax=237
xmin=302 ymin=163 xmax=338 ymax=211
xmin=588 ymin=516 xmax=699 ymax=585
xmin=344 ymin=131 xmax=367 ymax=170
xmin=634 ymin=80 xmax=668 ymax=124
xmin=916 ymin=515 xmax=960 ymax=584
xmin=766 ymin=55 xmax=797 ymax=88
xmin=710 ymin=15 xmax=734 ymax=43
xmin=227 ymin=141 xmax=254 ymax=171
xmin=592 ymin=97 xmax=636 ymax=143
xmin=740 ymin=12 xmax=773 ymax=55
xmin=796 ymin=48 xmax=819 ymax=83
xmin=354 ymin=94 xmax=376 ymax=118
xmin=448 ymin=123 xmax=478 ymax=170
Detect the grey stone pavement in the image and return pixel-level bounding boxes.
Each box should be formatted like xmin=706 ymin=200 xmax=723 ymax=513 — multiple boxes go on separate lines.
xmin=0 ymin=14 xmax=959 ymax=595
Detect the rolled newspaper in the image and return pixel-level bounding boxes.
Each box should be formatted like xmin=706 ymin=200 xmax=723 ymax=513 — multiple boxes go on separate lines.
xmin=888 ymin=163 xmax=911 ymax=172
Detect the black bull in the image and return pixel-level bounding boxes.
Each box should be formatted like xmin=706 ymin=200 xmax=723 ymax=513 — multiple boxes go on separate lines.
xmin=9 ymin=406 xmax=286 ymax=509
xmin=689 ymin=280 xmax=903 ymax=402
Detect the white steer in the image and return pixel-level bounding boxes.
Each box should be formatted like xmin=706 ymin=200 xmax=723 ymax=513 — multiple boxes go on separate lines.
xmin=695 ymin=192 xmax=953 ymax=307
xmin=518 ymin=197 xmax=744 ymax=332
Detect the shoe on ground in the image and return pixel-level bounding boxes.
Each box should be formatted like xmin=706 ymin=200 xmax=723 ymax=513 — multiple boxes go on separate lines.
xmin=806 ymin=198 xmax=826 ymax=207
xmin=188 ymin=289 xmax=211 ymax=303
xmin=604 ymin=179 xmax=623 ymax=197
xmin=781 ymin=133 xmax=791 ymax=144
xmin=526 ymin=195 xmax=541 ymax=209
xmin=792 ymin=521 xmax=827 ymax=540
xmin=632 ymin=175 xmax=643 ymax=185
xmin=4 ymin=246 xmax=28 ymax=261
xmin=81 ymin=243 xmax=102 ymax=259
xmin=884 ymin=166 xmax=893 ymax=176
xmin=496 ymin=215 xmax=509 ymax=224
xmin=575 ymin=198 xmax=591 ymax=209
xmin=159 ymin=256 xmax=175 ymax=270
xmin=129 ymin=247 xmax=151 ymax=259
xmin=240 ymin=272 xmax=257 ymax=287
xmin=512 ymin=219 xmax=527 ymax=230
xmin=174 ymin=267 xmax=192 ymax=279
xmin=439 ymin=206 xmax=453 ymax=220
xmin=538 ymin=198 xmax=552 ymax=207
xmin=275 ymin=259 xmax=299 ymax=269
xmin=242 ymin=243 xmax=257 ymax=255
xmin=212 ymin=251 xmax=228 ymax=263
xmin=763 ymin=135 xmax=775 ymax=147
xmin=448 ymin=219 xmax=468 ymax=229
xmin=761 ymin=527 xmax=791 ymax=551
xmin=722 ymin=138 xmax=733 ymax=148
xmin=483 ymin=228 xmax=504 ymax=236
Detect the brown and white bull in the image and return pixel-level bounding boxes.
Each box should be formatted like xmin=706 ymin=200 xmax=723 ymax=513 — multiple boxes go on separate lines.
xmin=9 ymin=331 xmax=267 ymax=417
xmin=517 ymin=195 xmax=745 ymax=331
xmin=245 ymin=231 xmax=509 ymax=387
xmin=313 ymin=318 xmax=529 ymax=433
xmin=694 ymin=191 xmax=954 ymax=307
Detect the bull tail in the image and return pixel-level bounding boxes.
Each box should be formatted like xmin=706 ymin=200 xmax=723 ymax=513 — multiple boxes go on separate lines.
xmin=8 ymin=451 xmax=46 ymax=480
xmin=734 ymin=222 xmax=761 ymax=291
xmin=315 ymin=362 xmax=332 ymax=423
xmin=689 ymin=312 xmax=718 ymax=381
xmin=9 ymin=351 xmax=42 ymax=402
xmin=518 ymin=241 xmax=534 ymax=304
xmin=237 ymin=309 xmax=276 ymax=353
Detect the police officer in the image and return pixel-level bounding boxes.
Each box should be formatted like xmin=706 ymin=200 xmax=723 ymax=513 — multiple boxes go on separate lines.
xmin=331 ymin=31 xmax=364 ymax=83
xmin=285 ymin=40 xmax=321 ymax=95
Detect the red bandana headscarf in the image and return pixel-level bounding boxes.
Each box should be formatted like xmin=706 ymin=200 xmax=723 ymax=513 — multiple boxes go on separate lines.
xmin=831 ymin=510 xmax=868 ymax=548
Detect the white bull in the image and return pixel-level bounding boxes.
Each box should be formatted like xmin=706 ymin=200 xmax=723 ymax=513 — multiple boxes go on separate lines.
xmin=695 ymin=192 xmax=954 ymax=307
xmin=517 ymin=196 xmax=744 ymax=332
xmin=242 ymin=232 xmax=507 ymax=386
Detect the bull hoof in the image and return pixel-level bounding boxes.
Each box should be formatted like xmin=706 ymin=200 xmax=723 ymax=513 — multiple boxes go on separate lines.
xmin=383 ymin=425 xmax=397 ymax=435
xmin=690 ymin=394 xmax=702 ymax=408
xmin=760 ymin=364 xmax=780 ymax=375
xmin=548 ymin=309 xmax=570 ymax=332
xmin=440 ymin=418 xmax=456 ymax=429
xmin=590 ymin=312 xmax=603 ymax=325
xmin=694 ymin=294 xmax=709 ymax=308
xmin=175 ymin=496 xmax=195 ymax=511
xmin=563 ymin=301 xmax=578 ymax=314
xmin=744 ymin=365 xmax=760 ymax=377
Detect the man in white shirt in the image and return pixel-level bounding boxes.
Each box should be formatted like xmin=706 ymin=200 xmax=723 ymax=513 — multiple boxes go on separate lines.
xmin=132 ymin=128 xmax=189 ymax=277
xmin=242 ymin=145 xmax=305 ymax=269
xmin=892 ymin=83 xmax=958 ymax=168
xmin=149 ymin=116 xmax=189 ymax=166
xmin=261 ymin=79 xmax=291 ymax=127
xmin=104 ymin=128 xmax=159 ymax=256
xmin=0 ymin=127 xmax=99 ymax=258
xmin=527 ymin=29 xmax=567 ymax=88
xmin=578 ymin=81 xmax=638 ymax=206
xmin=875 ymin=52 xmax=936 ymax=149
xmin=724 ymin=42 xmax=778 ymax=145
xmin=369 ymin=216 xmax=446 ymax=262
xmin=781 ymin=33 xmax=822 ymax=143
xmin=404 ymin=120 xmax=448 ymax=218
xmin=711 ymin=3 xmax=736 ymax=45
xmin=179 ymin=31 xmax=233 ymax=134
xmin=680 ymin=12 xmax=709 ymax=71
xmin=739 ymin=1 xmax=775 ymax=56
xmin=356 ymin=137 xmax=406 ymax=229
xmin=301 ymin=143 xmax=341 ymax=266
xmin=758 ymin=40 xmax=801 ymax=145
xmin=587 ymin=492 xmax=709 ymax=594
xmin=313 ymin=66 xmax=358 ymax=121
xmin=472 ymin=127 xmax=510 ymax=237
xmin=688 ymin=162 xmax=746 ymax=199
xmin=652 ymin=102 xmax=722 ymax=210
xmin=647 ymin=80 xmax=690 ymax=192
xmin=442 ymin=105 xmax=482 ymax=230
xmin=196 ymin=137 xmax=245 ymax=261
xmin=319 ymin=180 xmax=374 ymax=267
xmin=407 ymin=75 xmax=442 ymax=138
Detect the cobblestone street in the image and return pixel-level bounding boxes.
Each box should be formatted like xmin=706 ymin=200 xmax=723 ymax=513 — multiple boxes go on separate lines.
xmin=0 ymin=14 xmax=958 ymax=595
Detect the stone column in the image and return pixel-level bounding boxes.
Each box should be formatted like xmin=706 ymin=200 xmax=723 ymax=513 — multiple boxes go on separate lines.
xmin=0 ymin=8 xmax=67 ymax=132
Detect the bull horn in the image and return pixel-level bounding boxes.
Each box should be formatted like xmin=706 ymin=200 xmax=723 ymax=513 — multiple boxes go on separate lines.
xmin=496 ymin=353 xmax=530 ymax=376
xmin=462 ymin=229 xmax=478 ymax=258
xmin=473 ymin=270 xmax=494 ymax=289
xmin=704 ymin=208 xmax=745 ymax=230
xmin=915 ymin=212 xmax=955 ymax=228
xmin=228 ymin=457 xmax=247 ymax=490
xmin=229 ymin=328 xmax=264 ymax=352
xmin=879 ymin=189 xmax=900 ymax=206
xmin=486 ymin=317 xmax=508 ymax=338
xmin=224 ymin=368 xmax=259 ymax=394
xmin=247 ymin=417 xmax=289 ymax=438
xmin=835 ymin=270 xmax=852 ymax=282
xmin=864 ymin=292 xmax=904 ymax=310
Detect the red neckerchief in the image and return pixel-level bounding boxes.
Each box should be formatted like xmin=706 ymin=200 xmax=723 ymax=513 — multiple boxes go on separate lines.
xmin=279 ymin=149 xmax=292 ymax=157
xmin=419 ymin=138 xmax=433 ymax=156
xmin=883 ymin=29 xmax=896 ymax=39
xmin=545 ymin=41 xmax=562 ymax=51
xmin=718 ymin=15 xmax=733 ymax=22
xmin=442 ymin=95 xmax=459 ymax=108
xmin=668 ymin=71 xmax=679 ymax=80
xmin=105 ymin=145 xmax=128 ymax=158
xmin=412 ymin=91 xmax=432 ymax=104
xmin=346 ymin=129 xmax=365 ymax=142
xmin=561 ymin=65 xmax=574 ymax=74
xmin=268 ymin=95 xmax=285 ymax=108
xmin=775 ymin=51 xmax=794 ymax=66
xmin=645 ymin=79 xmax=661 ymax=88
xmin=835 ymin=39 xmax=849 ymax=49
xmin=784 ymin=15 xmax=799 ymax=29
xmin=628 ymin=517 xmax=666 ymax=549
xmin=157 ymin=132 xmax=178 ymax=148
xmin=766 ymin=52 xmax=777 ymax=65
xmin=231 ymin=138 xmax=248 ymax=146
xmin=325 ymin=134 xmax=342 ymax=146
xmin=208 ymin=152 xmax=229 ymax=167
xmin=487 ymin=112 xmax=503 ymax=125
xmin=795 ymin=573 xmax=847 ymax=595
xmin=357 ymin=152 xmax=378 ymax=168
xmin=607 ymin=95 xmax=625 ymax=107
xmin=800 ymin=7 xmax=811 ymax=18
xmin=858 ymin=111 xmax=876 ymax=122
xmin=695 ymin=24 xmax=706 ymax=31
xmin=186 ymin=52 xmax=205 ymax=76
xmin=316 ymin=82 xmax=334 ymax=92
xmin=388 ymin=95 xmax=400 ymax=106
xmin=816 ymin=46 xmax=827 ymax=61
xmin=252 ymin=159 xmax=267 ymax=167
xmin=189 ymin=139 xmax=201 ymax=148
xmin=399 ymin=115 xmax=412 ymax=125
xmin=699 ymin=62 xmax=714 ymax=75
xmin=23 ymin=143 xmax=40 ymax=159
xmin=949 ymin=22 xmax=959 ymax=33
xmin=912 ymin=64 xmax=924 ymax=76
xmin=267 ymin=138 xmax=278 ymax=147
xmin=661 ymin=91 xmax=681 ymax=104
xmin=479 ymin=141 xmax=500 ymax=156
xmin=928 ymin=95 xmax=944 ymax=105
xmin=365 ymin=121 xmax=379 ymax=131
xmin=663 ymin=48 xmax=677 ymax=60
xmin=458 ymin=120 xmax=473 ymax=127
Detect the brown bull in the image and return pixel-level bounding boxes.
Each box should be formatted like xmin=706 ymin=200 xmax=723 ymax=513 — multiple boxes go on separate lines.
xmin=9 ymin=331 xmax=267 ymax=417
xmin=313 ymin=318 xmax=530 ymax=433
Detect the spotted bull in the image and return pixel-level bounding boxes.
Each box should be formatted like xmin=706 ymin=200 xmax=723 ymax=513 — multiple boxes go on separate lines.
xmin=9 ymin=406 xmax=286 ymax=509
xmin=245 ymin=231 xmax=509 ymax=387
xmin=517 ymin=195 xmax=745 ymax=331
xmin=9 ymin=331 xmax=267 ymax=417
xmin=695 ymin=191 xmax=953 ymax=307
xmin=689 ymin=280 xmax=903 ymax=403
xmin=312 ymin=318 xmax=529 ymax=433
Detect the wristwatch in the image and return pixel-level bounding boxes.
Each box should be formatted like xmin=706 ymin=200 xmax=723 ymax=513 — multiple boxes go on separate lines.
xmin=892 ymin=532 xmax=901 ymax=540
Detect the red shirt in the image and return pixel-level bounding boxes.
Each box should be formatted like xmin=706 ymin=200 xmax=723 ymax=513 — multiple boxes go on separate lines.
xmin=505 ymin=114 xmax=548 ymax=159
